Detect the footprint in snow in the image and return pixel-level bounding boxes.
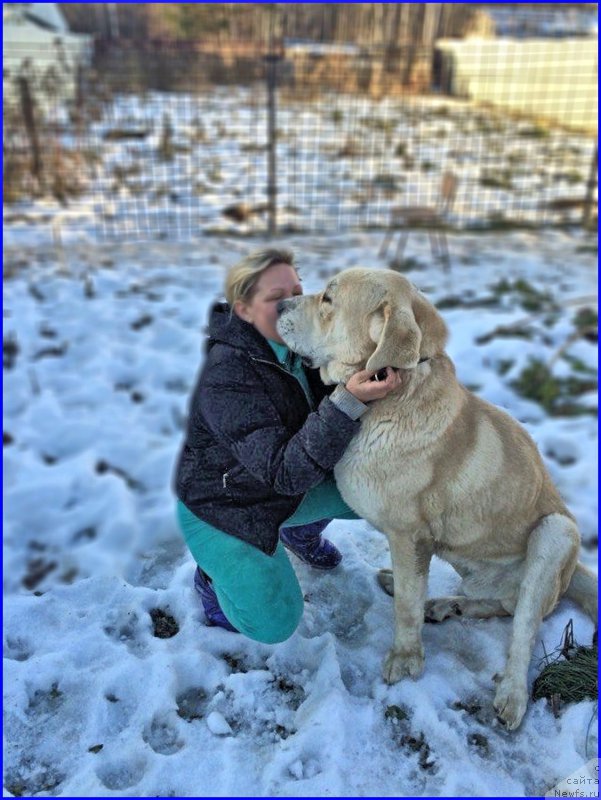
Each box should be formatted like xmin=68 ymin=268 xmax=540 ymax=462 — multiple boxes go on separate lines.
xmin=96 ymin=756 xmax=147 ymax=791
xmin=103 ymin=608 xmax=149 ymax=657
xmin=142 ymin=711 xmax=185 ymax=755
xmin=3 ymin=635 xmax=33 ymax=662
xmin=101 ymin=691 xmax=139 ymax=736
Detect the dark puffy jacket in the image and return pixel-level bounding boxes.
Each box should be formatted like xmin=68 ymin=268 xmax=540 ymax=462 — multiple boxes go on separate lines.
xmin=173 ymin=302 xmax=361 ymax=555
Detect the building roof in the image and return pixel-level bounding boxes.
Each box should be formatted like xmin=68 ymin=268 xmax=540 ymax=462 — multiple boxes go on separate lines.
xmin=3 ymin=3 xmax=68 ymax=33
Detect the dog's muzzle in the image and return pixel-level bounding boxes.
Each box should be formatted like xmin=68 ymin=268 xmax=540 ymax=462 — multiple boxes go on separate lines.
xmin=276 ymin=297 xmax=300 ymax=317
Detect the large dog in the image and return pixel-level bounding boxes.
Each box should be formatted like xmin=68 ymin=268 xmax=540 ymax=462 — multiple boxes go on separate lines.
xmin=276 ymin=268 xmax=597 ymax=730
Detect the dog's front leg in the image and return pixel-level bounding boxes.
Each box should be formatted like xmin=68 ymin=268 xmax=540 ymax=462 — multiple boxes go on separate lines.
xmin=382 ymin=531 xmax=431 ymax=684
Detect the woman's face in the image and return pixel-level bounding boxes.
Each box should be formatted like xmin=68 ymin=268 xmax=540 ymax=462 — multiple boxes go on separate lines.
xmin=234 ymin=262 xmax=302 ymax=343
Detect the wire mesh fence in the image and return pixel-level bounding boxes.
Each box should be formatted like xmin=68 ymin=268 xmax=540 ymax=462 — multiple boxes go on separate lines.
xmin=3 ymin=26 xmax=598 ymax=242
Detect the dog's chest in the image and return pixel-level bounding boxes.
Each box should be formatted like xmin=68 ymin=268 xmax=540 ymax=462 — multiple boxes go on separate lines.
xmin=333 ymin=419 xmax=431 ymax=523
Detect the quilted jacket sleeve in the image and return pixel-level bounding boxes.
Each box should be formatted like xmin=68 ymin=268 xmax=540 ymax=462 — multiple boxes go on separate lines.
xmin=198 ymin=349 xmax=361 ymax=496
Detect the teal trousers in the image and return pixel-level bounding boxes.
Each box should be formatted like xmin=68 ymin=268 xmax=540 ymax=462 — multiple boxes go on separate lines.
xmin=176 ymin=476 xmax=359 ymax=644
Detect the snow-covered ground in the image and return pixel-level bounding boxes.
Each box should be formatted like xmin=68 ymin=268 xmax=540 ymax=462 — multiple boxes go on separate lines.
xmin=3 ymin=226 xmax=597 ymax=797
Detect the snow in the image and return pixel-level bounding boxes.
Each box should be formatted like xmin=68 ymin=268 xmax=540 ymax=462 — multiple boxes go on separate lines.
xmin=206 ymin=711 xmax=233 ymax=737
xmin=3 ymin=226 xmax=597 ymax=797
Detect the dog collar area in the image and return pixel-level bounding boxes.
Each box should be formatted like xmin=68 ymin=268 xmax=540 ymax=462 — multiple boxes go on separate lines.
xmin=373 ymin=358 xmax=430 ymax=382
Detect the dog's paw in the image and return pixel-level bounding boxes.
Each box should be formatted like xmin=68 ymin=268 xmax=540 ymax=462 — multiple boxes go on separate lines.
xmin=377 ymin=569 xmax=394 ymax=597
xmin=424 ymin=597 xmax=463 ymax=623
xmin=382 ymin=646 xmax=424 ymax=684
xmin=493 ymin=676 xmax=528 ymax=731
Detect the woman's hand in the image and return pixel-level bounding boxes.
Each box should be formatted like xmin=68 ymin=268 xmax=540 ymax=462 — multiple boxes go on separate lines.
xmin=345 ymin=367 xmax=402 ymax=403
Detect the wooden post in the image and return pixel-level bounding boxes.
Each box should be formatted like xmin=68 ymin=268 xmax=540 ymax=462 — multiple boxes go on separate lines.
xmin=18 ymin=75 xmax=42 ymax=185
xmin=583 ymin=143 xmax=597 ymax=228
xmin=266 ymin=52 xmax=279 ymax=236
xmin=107 ymin=3 xmax=120 ymax=39
xmin=265 ymin=7 xmax=280 ymax=237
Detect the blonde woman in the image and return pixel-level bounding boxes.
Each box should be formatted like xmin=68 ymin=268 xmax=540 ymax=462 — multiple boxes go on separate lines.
xmin=174 ymin=248 xmax=400 ymax=642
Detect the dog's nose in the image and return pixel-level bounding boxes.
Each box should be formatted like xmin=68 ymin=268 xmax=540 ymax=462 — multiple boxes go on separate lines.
xmin=276 ymin=300 xmax=288 ymax=316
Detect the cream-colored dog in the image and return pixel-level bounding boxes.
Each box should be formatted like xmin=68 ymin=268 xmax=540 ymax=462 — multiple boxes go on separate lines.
xmin=276 ymin=267 xmax=597 ymax=730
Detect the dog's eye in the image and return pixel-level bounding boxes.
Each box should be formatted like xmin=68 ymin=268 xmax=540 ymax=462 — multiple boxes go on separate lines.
xmin=322 ymin=294 xmax=332 ymax=304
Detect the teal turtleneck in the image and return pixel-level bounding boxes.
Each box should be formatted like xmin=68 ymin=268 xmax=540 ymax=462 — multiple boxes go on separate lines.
xmin=267 ymin=339 xmax=314 ymax=408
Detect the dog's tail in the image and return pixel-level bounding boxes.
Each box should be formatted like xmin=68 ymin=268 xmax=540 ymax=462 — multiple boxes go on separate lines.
xmin=565 ymin=562 xmax=598 ymax=627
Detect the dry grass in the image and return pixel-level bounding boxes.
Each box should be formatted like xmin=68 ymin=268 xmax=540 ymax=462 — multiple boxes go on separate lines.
xmin=533 ymin=620 xmax=598 ymax=713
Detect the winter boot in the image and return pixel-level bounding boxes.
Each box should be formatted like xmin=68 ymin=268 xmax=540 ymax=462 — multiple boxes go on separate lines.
xmin=193 ymin=567 xmax=238 ymax=632
xmin=280 ymin=519 xmax=342 ymax=570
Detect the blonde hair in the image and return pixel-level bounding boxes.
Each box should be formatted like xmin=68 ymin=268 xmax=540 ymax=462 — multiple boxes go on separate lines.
xmin=225 ymin=247 xmax=296 ymax=308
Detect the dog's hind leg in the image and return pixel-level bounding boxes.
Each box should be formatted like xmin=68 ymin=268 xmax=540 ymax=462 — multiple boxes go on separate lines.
xmin=425 ymin=596 xmax=511 ymax=622
xmin=377 ymin=571 xmax=511 ymax=621
xmin=377 ymin=568 xmax=395 ymax=596
xmin=493 ymin=513 xmax=579 ymax=730
xmin=564 ymin=562 xmax=597 ymax=626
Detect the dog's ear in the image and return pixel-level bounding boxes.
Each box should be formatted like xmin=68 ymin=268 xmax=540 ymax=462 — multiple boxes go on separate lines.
xmin=411 ymin=291 xmax=448 ymax=358
xmin=366 ymin=302 xmax=421 ymax=372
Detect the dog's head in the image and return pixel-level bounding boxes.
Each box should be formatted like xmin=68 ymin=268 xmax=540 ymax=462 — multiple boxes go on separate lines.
xmin=276 ymin=268 xmax=448 ymax=384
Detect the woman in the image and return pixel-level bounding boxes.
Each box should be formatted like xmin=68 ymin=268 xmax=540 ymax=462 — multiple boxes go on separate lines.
xmin=173 ymin=248 xmax=400 ymax=643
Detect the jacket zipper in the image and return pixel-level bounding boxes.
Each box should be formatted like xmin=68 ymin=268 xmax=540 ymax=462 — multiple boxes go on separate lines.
xmin=249 ymin=356 xmax=312 ymax=412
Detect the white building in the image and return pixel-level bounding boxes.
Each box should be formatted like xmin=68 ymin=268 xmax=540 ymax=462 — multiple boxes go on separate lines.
xmin=434 ymin=35 xmax=598 ymax=134
xmin=3 ymin=3 xmax=92 ymax=114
